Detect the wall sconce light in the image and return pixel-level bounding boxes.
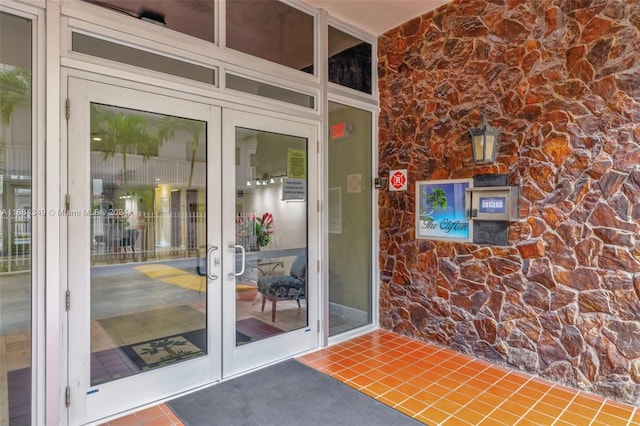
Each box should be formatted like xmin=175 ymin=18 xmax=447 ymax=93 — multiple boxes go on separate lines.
xmin=469 ymin=112 xmax=499 ymax=164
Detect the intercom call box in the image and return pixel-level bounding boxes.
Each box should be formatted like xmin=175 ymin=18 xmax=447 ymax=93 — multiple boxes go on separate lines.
xmin=465 ymin=186 xmax=519 ymax=221
xmin=464 ymin=174 xmax=519 ymax=246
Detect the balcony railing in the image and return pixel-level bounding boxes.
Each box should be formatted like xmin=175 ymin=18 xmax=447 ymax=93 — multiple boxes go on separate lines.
xmin=90 ymin=152 xmax=206 ymax=187
xmin=90 ymin=211 xmax=206 ymax=265
xmin=5 ymin=146 xmax=31 ymax=177
xmin=0 ymin=210 xmax=211 ymax=272
xmin=0 ymin=211 xmax=32 ymax=272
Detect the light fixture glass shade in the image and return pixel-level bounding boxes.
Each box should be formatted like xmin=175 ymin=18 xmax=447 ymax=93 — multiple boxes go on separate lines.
xmin=472 ymin=134 xmax=485 ymax=162
xmin=246 ymin=180 xmax=252 ymax=186
xmin=484 ymin=134 xmax=496 ymax=161
xmin=469 ymin=114 xmax=499 ymax=163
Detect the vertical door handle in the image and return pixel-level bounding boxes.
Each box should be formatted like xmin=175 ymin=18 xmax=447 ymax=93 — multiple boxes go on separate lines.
xmin=230 ymin=244 xmax=245 ymax=277
xmin=206 ymin=245 xmax=219 ymax=280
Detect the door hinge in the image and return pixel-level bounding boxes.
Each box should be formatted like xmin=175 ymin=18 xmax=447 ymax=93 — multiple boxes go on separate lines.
xmin=65 ymin=386 xmax=71 ymax=407
xmin=66 ymin=290 xmax=70 ymax=311
xmin=65 ymin=194 xmax=71 ymax=211
xmin=65 ymin=98 xmax=70 ymax=120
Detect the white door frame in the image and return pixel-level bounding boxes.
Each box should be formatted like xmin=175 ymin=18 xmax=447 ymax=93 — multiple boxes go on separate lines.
xmin=64 ymin=75 xmax=321 ymax=424
xmin=221 ymin=108 xmax=320 ymax=377
xmin=66 ymin=76 xmax=222 ymax=425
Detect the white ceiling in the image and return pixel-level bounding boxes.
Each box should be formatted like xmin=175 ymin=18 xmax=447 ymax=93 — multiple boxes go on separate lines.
xmin=299 ymin=0 xmax=450 ymax=35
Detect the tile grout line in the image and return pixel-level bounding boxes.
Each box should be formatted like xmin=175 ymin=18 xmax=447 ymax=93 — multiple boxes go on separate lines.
xmin=628 ymin=405 xmax=639 ymax=426
xmin=459 ymin=371 xmax=550 ymax=426
xmin=443 ymin=371 xmax=521 ymax=424
xmin=548 ymin=384 xmax=580 ymax=426
xmin=590 ymin=394 xmax=636 ymax=426
xmin=587 ymin=398 xmax=607 ymax=426
xmin=359 ymin=341 xmax=530 ymax=423
xmin=412 ymin=358 xmax=500 ymax=422
xmin=340 ymin=346 xmax=440 ymax=401
xmin=308 ymin=332 xmax=638 ymax=426
xmin=347 ymin=342 xmax=468 ymax=413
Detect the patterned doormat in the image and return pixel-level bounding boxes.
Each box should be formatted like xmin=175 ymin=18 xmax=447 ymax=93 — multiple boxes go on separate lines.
xmin=91 ymin=319 xmax=281 ymax=383
xmin=120 ymin=329 xmax=206 ymax=371
xmin=91 ymin=328 xmax=206 ymax=385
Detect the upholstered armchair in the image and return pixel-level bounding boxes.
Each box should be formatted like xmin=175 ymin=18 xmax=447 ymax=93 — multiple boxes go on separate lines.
xmin=257 ymin=255 xmax=306 ymax=322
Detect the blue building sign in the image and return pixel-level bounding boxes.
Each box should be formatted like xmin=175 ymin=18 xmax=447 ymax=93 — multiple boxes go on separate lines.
xmin=416 ymin=179 xmax=472 ymax=242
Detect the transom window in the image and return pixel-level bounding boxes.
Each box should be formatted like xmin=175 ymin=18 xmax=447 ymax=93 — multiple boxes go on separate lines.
xmin=83 ymin=0 xmax=216 ymax=43
xmin=226 ymin=0 xmax=314 ymax=74
xmin=329 ymin=26 xmax=372 ymax=94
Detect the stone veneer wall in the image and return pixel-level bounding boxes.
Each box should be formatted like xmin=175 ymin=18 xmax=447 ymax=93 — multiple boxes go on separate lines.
xmin=377 ymin=0 xmax=640 ymax=404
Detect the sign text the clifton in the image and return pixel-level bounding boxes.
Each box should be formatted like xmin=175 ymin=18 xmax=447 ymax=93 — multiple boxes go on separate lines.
xmin=420 ymin=217 xmax=469 ymax=233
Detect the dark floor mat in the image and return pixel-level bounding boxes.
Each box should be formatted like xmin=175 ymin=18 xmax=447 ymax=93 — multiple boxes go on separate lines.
xmin=167 ymin=359 xmax=423 ymax=426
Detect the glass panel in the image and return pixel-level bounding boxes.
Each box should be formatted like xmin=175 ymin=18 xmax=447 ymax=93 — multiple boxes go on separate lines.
xmin=90 ymin=104 xmax=207 ymax=385
xmin=328 ymin=26 xmax=372 ymax=94
xmin=226 ymin=0 xmax=314 ymax=74
xmin=0 ymin=11 xmax=32 ymax=426
xmin=234 ymin=127 xmax=307 ymax=346
xmin=72 ymin=33 xmax=216 ymax=85
xmin=226 ymin=74 xmax=314 ymax=108
xmin=83 ymin=0 xmax=215 ymax=43
xmin=328 ymin=102 xmax=372 ymax=335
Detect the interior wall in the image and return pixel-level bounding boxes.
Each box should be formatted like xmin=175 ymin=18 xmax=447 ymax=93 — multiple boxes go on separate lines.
xmin=241 ymin=185 xmax=306 ymax=251
xmin=238 ymin=131 xmax=307 ymax=252
xmin=377 ymin=0 xmax=640 ymax=404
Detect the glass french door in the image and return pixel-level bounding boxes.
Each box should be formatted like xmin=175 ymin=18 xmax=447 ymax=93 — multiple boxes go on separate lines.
xmin=66 ymin=78 xmax=222 ymax=425
xmin=221 ymin=109 xmax=319 ymax=377
xmin=66 ymin=79 xmax=319 ymax=423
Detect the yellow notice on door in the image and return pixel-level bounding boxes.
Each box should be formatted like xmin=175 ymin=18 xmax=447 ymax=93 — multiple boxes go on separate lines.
xmin=287 ymin=148 xmax=306 ymax=179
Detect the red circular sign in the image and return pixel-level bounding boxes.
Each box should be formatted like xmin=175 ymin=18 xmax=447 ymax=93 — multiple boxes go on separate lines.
xmin=390 ymin=171 xmax=406 ymax=190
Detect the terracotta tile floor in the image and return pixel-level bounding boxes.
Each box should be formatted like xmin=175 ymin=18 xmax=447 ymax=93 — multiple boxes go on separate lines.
xmin=99 ymin=403 xmax=182 ymax=426
xmin=102 ymin=329 xmax=640 ymax=425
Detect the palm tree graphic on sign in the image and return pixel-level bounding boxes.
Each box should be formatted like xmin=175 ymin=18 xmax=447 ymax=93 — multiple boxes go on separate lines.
xmin=420 ymin=187 xmax=448 ymax=221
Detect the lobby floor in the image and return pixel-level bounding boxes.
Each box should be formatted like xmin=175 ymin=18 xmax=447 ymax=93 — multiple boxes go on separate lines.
xmin=100 ymin=329 xmax=640 ymax=426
